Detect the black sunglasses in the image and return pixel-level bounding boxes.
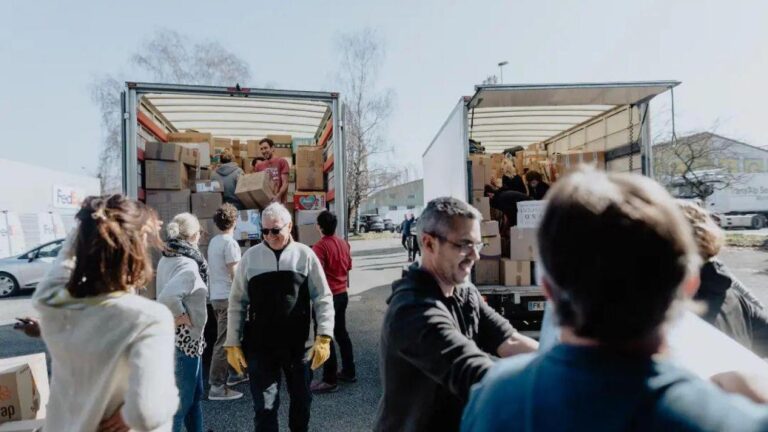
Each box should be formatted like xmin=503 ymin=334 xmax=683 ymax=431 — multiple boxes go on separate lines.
xmin=262 ymin=225 xmax=287 ymax=236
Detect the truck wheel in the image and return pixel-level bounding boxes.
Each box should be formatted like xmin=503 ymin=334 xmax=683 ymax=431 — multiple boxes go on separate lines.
xmin=752 ymin=215 xmax=767 ymax=229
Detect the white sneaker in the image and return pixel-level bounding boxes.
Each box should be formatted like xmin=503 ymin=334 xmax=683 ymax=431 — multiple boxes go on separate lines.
xmin=208 ymin=385 xmax=243 ymax=401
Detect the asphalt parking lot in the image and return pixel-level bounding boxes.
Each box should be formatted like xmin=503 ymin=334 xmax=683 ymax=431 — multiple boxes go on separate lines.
xmin=1 ymin=239 xmax=767 ymax=431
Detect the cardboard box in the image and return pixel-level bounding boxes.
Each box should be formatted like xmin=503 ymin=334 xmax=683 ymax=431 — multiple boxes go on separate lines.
xmin=191 ymin=192 xmax=223 ymax=219
xmin=501 ymin=259 xmax=532 ymax=286
xmin=267 ymin=134 xmax=293 ymax=145
xmin=234 ymin=210 xmax=261 ymax=240
xmin=296 ymin=167 xmax=324 ymax=191
xmin=179 ymin=146 xmax=199 ymax=167
xmin=273 ymin=148 xmax=292 ymax=159
xmin=480 ymin=235 xmax=501 ymax=258
xmin=473 ymin=259 xmax=500 ymax=285
xmin=199 ymin=168 xmax=211 ymax=180
xmin=472 ymin=196 xmax=491 ymax=221
xmin=509 ymin=227 xmax=538 ymax=261
xmin=554 ymin=151 xmax=606 ymax=179
xmin=145 ymin=142 xmax=181 ymax=161
xmin=296 ymin=147 xmax=324 ymax=168
xmin=0 ymin=354 xmax=47 ymax=425
xmin=168 ymin=132 xmax=213 ymax=153
xmin=481 ymin=221 xmax=499 ymax=237
xmin=472 ymin=190 xmax=485 ymax=201
xmin=194 ymin=180 xmax=223 ymax=193
xmin=297 ymin=224 xmax=321 ymax=246
xmin=517 ymin=200 xmax=547 ymax=229
xmin=146 ymin=190 xmax=191 ymax=229
xmin=145 ymin=160 xmax=188 ymax=190
xmin=246 ymin=140 xmax=262 ymax=158
xmin=214 ymin=137 xmax=232 ymax=151
xmin=294 ymin=192 xmax=326 ymax=211
xmin=235 ymin=173 xmax=275 ymax=209
xmin=0 ymin=419 xmax=46 ymax=431
xmin=296 ymin=210 xmax=323 ymax=226
xmin=469 ymin=155 xmax=494 ymax=190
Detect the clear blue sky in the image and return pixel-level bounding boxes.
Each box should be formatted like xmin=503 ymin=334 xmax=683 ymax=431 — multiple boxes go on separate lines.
xmin=2 ymin=0 xmax=767 ymax=177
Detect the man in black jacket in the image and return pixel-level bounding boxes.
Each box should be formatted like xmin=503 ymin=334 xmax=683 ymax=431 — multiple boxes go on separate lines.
xmin=375 ymin=197 xmax=538 ymax=432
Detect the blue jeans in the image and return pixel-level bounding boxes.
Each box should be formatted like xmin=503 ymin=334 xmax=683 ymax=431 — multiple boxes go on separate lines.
xmin=247 ymin=350 xmax=312 ymax=432
xmin=173 ymin=348 xmax=204 ymax=432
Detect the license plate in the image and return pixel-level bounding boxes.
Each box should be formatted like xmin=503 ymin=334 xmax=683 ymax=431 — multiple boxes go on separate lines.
xmin=527 ymin=301 xmax=546 ymax=311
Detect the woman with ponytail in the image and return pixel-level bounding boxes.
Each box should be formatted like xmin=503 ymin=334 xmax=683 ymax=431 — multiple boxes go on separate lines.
xmin=33 ymin=194 xmax=178 ymax=432
xmin=155 ymin=213 xmax=208 ymax=432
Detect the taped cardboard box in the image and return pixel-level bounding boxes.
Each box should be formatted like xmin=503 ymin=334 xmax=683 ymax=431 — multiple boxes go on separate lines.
xmin=145 ymin=160 xmax=188 ymax=190
xmin=178 ymin=143 xmax=210 ymax=167
xmin=235 ymin=173 xmax=275 ymax=209
xmin=297 ymin=224 xmax=321 ymax=246
xmin=167 ymin=132 xmax=214 ymax=155
xmin=469 ymin=155 xmax=493 ymax=190
xmin=145 ymin=142 xmax=181 ymax=161
xmin=480 ymin=236 xmax=501 ymax=258
xmin=194 ymin=180 xmax=223 ymax=193
xmin=0 ymin=353 xmax=48 ymax=424
xmin=294 ymin=192 xmax=326 ymax=211
xmin=480 ymin=221 xmax=499 ymax=237
xmin=296 ymin=167 xmax=324 ymax=191
xmin=501 ymin=259 xmax=532 ymax=286
xmin=473 ymin=259 xmax=500 ymax=285
xmin=296 ymin=147 xmax=324 ymax=168
xmin=509 ymin=227 xmax=538 ymax=261
xmin=146 ymin=190 xmax=191 ymax=232
xmin=191 ymin=192 xmax=223 ymax=219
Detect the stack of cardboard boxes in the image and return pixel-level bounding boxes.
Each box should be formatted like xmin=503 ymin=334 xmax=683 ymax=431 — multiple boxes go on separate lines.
xmin=474 ymin=220 xmax=502 ymax=285
xmin=293 ymin=145 xmax=326 ymax=246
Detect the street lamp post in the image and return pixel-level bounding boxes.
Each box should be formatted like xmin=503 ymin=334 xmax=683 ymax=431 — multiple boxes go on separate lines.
xmin=498 ymin=61 xmax=508 ymax=84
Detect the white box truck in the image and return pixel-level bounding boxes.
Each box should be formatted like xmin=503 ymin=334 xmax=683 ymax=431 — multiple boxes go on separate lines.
xmin=422 ymin=81 xmax=679 ymax=335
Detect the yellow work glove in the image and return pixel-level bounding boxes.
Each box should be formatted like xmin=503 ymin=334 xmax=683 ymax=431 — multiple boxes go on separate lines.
xmin=309 ymin=335 xmax=333 ymax=370
xmin=225 ymin=346 xmax=248 ymax=375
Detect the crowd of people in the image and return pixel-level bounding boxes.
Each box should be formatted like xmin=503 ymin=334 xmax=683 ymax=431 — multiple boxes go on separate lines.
xmin=14 ymin=167 xmax=768 ymax=431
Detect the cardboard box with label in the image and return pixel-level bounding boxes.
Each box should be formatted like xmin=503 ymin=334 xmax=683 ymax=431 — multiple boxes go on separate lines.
xmin=235 ymin=173 xmax=275 ymax=209
xmin=145 ymin=142 xmax=181 ymax=161
xmin=234 ymin=210 xmax=261 ymax=240
xmin=480 ymin=236 xmax=502 ymax=258
xmin=296 ymin=167 xmax=323 ymax=191
xmin=297 ymin=224 xmax=321 ymax=246
xmin=473 ymin=259 xmax=500 ymax=285
xmin=194 ymin=180 xmax=223 ymax=193
xmin=509 ymin=227 xmax=538 ymax=261
xmin=480 ymin=220 xmax=499 ymax=237
xmin=296 ymin=147 xmax=324 ymax=169
xmin=501 ymin=259 xmax=532 ymax=286
xmin=191 ymin=192 xmax=222 ymax=219
xmin=146 ymin=190 xmax=191 ymax=230
xmin=473 ymin=196 xmax=491 ymax=221
xmin=516 ymin=200 xmax=547 ymax=229
xmin=294 ymin=192 xmax=326 ymax=211
xmin=0 ymin=354 xmax=48 ymax=425
xmin=145 ymin=160 xmax=188 ymax=190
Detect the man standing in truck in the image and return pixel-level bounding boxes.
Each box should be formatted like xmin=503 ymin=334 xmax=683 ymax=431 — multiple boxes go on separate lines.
xmin=253 ymin=138 xmax=290 ymax=204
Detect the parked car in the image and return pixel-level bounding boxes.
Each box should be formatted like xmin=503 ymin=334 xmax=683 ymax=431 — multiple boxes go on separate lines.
xmin=383 ymin=218 xmax=396 ymax=232
xmin=358 ymin=215 xmax=385 ymax=233
xmin=0 ymin=239 xmax=64 ymax=298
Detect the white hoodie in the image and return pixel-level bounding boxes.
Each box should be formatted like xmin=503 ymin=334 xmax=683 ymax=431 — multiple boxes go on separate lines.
xmin=33 ymin=232 xmax=179 ymax=432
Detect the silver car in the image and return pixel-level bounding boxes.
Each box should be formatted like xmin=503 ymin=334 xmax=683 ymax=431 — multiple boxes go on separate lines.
xmin=0 ymin=239 xmax=64 ymax=298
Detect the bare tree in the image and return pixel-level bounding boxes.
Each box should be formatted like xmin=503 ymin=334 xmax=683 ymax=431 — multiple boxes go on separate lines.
xmin=654 ymin=131 xmax=749 ymax=201
xmin=90 ymin=29 xmax=252 ymax=193
xmin=335 ymin=29 xmax=398 ymax=231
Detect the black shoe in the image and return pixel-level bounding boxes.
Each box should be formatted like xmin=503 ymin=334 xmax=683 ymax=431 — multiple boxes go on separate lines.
xmin=338 ymin=371 xmax=357 ymax=383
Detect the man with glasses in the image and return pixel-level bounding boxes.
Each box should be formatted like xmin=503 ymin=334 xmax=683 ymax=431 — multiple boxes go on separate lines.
xmin=375 ymin=197 xmax=538 ymax=432
xmin=224 ymin=203 xmax=335 ymax=432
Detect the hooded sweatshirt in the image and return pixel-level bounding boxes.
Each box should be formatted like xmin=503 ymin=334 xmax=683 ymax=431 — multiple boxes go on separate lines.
xmin=211 ymin=162 xmax=244 ymax=207
xmin=33 ymin=232 xmax=179 ymax=432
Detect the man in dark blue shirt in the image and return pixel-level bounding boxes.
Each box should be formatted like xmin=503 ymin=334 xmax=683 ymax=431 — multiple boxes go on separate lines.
xmin=462 ymin=169 xmax=768 ymax=432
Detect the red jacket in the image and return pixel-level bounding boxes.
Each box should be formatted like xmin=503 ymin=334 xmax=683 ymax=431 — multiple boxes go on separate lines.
xmin=312 ymin=235 xmax=352 ymax=295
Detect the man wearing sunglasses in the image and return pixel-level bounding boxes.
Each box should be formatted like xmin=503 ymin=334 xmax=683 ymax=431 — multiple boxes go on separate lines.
xmin=224 ymin=203 xmax=335 ymax=432
xmin=375 ymin=197 xmax=539 ymax=432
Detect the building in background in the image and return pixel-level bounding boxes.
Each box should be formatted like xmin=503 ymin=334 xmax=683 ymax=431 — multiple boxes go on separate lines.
xmin=359 ymin=179 xmax=424 ymax=223
xmin=0 ymin=159 xmax=101 ymax=257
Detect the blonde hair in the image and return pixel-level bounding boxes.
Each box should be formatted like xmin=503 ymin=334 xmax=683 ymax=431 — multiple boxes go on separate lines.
xmin=502 ymin=158 xmax=516 ymax=177
xmin=676 ymin=200 xmax=724 ymax=260
xmin=166 ymin=213 xmax=201 ymax=241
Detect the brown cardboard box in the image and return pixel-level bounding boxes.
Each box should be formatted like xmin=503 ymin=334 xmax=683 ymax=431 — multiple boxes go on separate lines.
xmin=480 ymin=235 xmax=501 ymax=258
xmin=199 ymin=168 xmax=211 ymax=180
xmin=297 ymin=224 xmax=321 ymax=246
xmin=167 ymin=132 xmax=214 ymax=157
xmin=146 ymin=190 xmax=191 ymax=228
xmin=501 ymin=259 xmax=532 ymax=286
xmin=296 ymin=167 xmax=323 ymax=191
xmin=0 ymin=364 xmax=39 ymax=423
xmin=191 ymin=192 xmax=223 ymax=219
xmin=235 ymin=173 xmax=275 ymax=209
xmin=296 ymin=147 xmax=324 ymax=168
xmin=180 ymin=146 xmax=199 ymax=167
xmin=267 ymin=134 xmax=293 ymax=145
xmin=473 ymin=259 xmax=500 ymax=285
xmin=273 ymin=148 xmax=292 ymax=159
xmin=145 ymin=160 xmax=188 ymax=190
xmin=509 ymin=227 xmax=538 ymax=261
xmin=481 ymin=221 xmax=499 ymax=238
xmin=470 ymin=155 xmax=493 ymax=190
xmin=145 ymin=142 xmax=181 ymax=161
xmin=194 ymin=180 xmax=223 ymax=193
xmin=214 ymin=137 xmax=232 ymax=149
xmin=553 ymin=151 xmax=606 ymax=179
xmin=246 ymin=140 xmax=262 ymax=158
xmin=473 ymin=196 xmax=491 ymax=220
xmin=471 ymin=190 xmax=485 ymax=201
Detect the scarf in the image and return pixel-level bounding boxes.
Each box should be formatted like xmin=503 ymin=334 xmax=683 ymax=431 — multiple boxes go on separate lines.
xmin=163 ymin=238 xmax=209 ymax=286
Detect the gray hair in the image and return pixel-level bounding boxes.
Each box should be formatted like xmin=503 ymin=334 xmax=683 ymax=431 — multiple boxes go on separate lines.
xmin=261 ymin=203 xmax=292 ymax=225
xmin=166 ymin=212 xmax=201 ymax=241
xmin=417 ymin=197 xmax=482 ymax=247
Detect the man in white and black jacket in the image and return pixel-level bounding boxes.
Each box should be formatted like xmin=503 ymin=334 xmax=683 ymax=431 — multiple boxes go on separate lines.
xmin=225 ymin=203 xmax=335 ymax=432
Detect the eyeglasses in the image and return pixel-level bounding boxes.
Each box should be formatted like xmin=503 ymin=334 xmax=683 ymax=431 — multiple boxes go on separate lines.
xmin=262 ymin=225 xmax=287 ymax=236
xmin=425 ymin=232 xmax=485 ymax=255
